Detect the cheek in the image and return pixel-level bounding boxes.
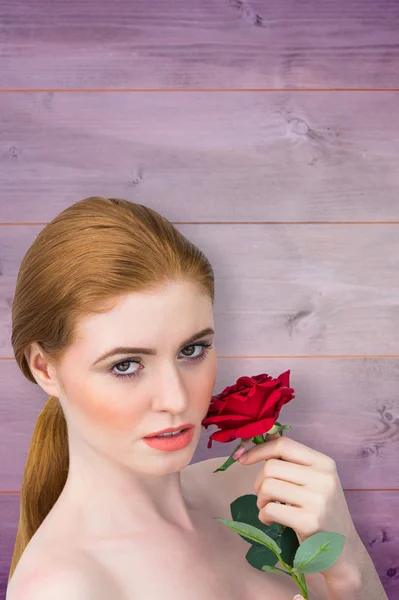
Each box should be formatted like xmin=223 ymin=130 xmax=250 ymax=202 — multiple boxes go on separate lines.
xmin=68 ymin=381 xmax=142 ymax=433
xmin=88 ymin=401 xmax=137 ymax=431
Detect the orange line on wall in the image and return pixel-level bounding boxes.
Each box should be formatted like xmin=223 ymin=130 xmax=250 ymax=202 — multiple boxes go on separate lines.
xmin=0 ymin=88 xmax=399 ymax=93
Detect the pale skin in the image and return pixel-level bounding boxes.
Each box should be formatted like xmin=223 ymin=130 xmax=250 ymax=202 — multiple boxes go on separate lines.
xmin=7 ymin=280 xmax=358 ymax=600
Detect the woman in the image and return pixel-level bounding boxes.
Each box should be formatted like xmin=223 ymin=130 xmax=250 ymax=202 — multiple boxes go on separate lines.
xmin=4 ymin=197 xmax=373 ymax=599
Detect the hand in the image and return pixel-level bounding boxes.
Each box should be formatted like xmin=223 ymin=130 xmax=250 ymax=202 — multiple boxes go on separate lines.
xmin=238 ymin=433 xmax=364 ymax=582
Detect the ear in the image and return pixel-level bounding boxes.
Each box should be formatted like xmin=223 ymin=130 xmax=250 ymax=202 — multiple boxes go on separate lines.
xmin=24 ymin=342 xmax=62 ymax=398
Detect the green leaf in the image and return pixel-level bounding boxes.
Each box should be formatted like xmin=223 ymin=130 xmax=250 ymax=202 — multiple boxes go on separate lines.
xmin=279 ymin=524 xmax=300 ymax=567
xmin=245 ymin=544 xmax=280 ymax=571
xmin=229 ymin=495 xmax=300 ymax=570
xmin=215 ymin=518 xmax=282 ymax=555
xmin=230 ymin=494 xmax=282 ymax=547
xmin=213 ymin=443 xmax=242 ymax=472
xmin=261 ymin=565 xmax=292 ymax=576
xmin=293 ymin=532 xmax=346 ymax=574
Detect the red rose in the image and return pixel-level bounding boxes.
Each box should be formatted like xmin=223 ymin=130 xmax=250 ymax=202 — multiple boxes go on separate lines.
xmin=201 ymin=370 xmax=295 ymax=448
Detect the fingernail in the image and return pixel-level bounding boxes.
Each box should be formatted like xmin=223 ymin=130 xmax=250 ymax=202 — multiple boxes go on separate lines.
xmin=232 ymin=447 xmax=247 ymax=460
xmin=238 ymin=451 xmax=248 ymax=463
xmin=293 ymin=595 xmax=303 ymax=599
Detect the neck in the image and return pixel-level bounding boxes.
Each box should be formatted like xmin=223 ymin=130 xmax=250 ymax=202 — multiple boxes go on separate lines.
xmin=55 ymin=442 xmax=197 ymax=540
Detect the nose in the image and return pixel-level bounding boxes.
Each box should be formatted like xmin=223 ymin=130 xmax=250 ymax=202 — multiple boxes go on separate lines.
xmin=152 ymin=366 xmax=190 ymax=414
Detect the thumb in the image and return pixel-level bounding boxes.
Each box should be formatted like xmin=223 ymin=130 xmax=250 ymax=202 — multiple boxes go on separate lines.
xmin=293 ymin=596 xmax=304 ymax=600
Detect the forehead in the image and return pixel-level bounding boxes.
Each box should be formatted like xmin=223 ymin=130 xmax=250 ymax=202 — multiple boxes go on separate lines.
xmin=74 ymin=281 xmax=212 ymax=349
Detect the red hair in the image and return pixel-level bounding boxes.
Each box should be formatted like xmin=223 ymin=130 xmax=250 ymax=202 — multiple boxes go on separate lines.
xmin=8 ymin=196 xmax=215 ymax=583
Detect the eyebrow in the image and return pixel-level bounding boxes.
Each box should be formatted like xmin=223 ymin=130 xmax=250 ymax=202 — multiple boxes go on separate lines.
xmin=92 ymin=327 xmax=215 ymax=366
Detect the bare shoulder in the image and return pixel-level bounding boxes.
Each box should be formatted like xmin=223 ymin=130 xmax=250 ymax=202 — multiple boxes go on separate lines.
xmin=7 ymin=546 xmax=122 ymax=600
xmin=8 ymin=564 xmax=105 ymax=600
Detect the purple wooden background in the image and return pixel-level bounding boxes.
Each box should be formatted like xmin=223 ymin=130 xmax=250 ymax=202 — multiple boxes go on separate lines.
xmin=1 ymin=0 xmax=399 ymax=598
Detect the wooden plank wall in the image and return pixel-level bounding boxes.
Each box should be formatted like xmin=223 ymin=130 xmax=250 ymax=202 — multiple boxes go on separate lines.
xmin=1 ymin=0 xmax=398 ymax=598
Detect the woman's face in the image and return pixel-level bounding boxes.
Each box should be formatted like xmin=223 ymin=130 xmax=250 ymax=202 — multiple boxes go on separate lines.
xmin=51 ymin=280 xmax=217 ymax=472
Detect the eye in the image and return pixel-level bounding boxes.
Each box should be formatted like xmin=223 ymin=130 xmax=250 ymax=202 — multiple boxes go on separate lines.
xmin=108 ymin=341 xmax=213 ymax=380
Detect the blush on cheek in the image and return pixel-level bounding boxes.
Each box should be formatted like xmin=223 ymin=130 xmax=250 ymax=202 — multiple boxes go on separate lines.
xmin=78 ymin=394 xmax=137 ymax=432
xmin=63 ymin=378 xmax=135 ymax=432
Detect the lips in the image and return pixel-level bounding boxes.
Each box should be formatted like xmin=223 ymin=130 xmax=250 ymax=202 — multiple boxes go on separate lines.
xmin=144 ymin=423 xmax=194 ymax=438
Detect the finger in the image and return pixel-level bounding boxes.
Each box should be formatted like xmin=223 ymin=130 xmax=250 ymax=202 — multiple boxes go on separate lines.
xmin=253 ymin=459 xmax=311 ymax=494
xmin=258 ymin=500 xmax=301 ymax=530
xmin=265 ymin=432 xmax=281 ymax=440
xmin=256 ymin=478 xmax=311 ymax=511
xmin=232 ymin=433 xmax=279 ymax=460
xmin=232 ymin=438 xmax=253 ymax=460
xmin=239 ymin=434 xmax=330 ymax=471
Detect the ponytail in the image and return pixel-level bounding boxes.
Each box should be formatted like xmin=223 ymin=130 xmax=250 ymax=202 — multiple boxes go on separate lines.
xmin=8 ymin=195 xmax=215 ymax=584
xmin=8 ymin=396 xmax=69 ymax=583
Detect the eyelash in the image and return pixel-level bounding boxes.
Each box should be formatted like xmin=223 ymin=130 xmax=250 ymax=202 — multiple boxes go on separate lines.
xmin=108 ymin=341 xmax=214 ymax=380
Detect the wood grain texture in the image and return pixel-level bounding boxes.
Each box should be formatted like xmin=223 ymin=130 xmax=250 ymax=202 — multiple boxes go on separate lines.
xmin=1 ymin=357 xmax=399 ymax=490
xmin=1 ymin=91 xmax=399 ymax=222
xmin=2 ymin=223 xmax=399 ymax=356
xmin=1 ymin=0 xmax=398 ymax=597
xmin=0 ymin=0 xmax=398 ymax=89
